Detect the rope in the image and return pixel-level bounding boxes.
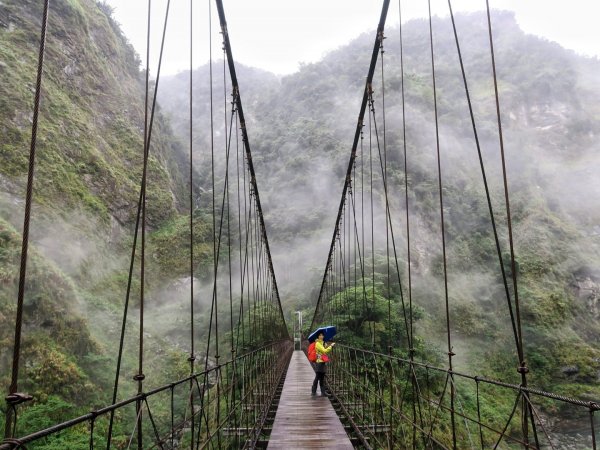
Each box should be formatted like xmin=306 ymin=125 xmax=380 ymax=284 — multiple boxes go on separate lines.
xmin=135 ymin=0 xmax=153 ymax=446
xmin=188 ymin=0 xmax=196 ymax=446
xmin=427 ymin=0 xmax=456 ymax=446
xmin=378 ymin=36 xmax=395 ymax=446
xmin=398 ymin=0 xmax=413 ymax=355
xmin=368 ymin=92 xmax=375 ymax=346
xmin=484 ymin=0 xmax=526 ymax=374
xmin=106 ymin=1 xmax=171 ymax=446
xmin=215 ymin=0 xmax=288 ymax=337
xmin=368 ymin=92 xmax=412 ymax=349
xmin=4 ymin=0 xmax=50 ymax=439
xmin=447 ymin=1 xmax=537 ymax=443
xmin=311 ymin=0 xmax=392 ymax=331
xmin=379 ymin=33 xmax=392 ymax=358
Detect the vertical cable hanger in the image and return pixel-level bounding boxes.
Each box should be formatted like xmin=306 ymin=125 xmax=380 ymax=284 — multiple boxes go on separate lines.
xmin=310 ymin=0 xmax=391 ymax=332
xmin=397 ymin=1 xmax=419 ymax=445
xmin=188 ymin=0 xmax=196 ymax=446
xmin=135 ymin=0 xmax=152 ymax=445
xmin=427 ymin=0 xmax=456 ymax=446
xmin=4 ymin=0 xmax=50 ymax=439
xmin=107 ymin=0 xmax=171 ymax=446
xmin=215 ymin=0 xmax=288 ymax=338
xmin=483 ymin=0 xmax=535 ymax=443
xmin=368 ymin=91 xmax=375 ymax=347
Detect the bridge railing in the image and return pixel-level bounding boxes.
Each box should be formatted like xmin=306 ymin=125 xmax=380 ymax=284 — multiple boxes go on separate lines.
xmin=0 ymin=340 xmax=292 ymax=450
xmin=325 ymin=344 xmax=599 ymax=450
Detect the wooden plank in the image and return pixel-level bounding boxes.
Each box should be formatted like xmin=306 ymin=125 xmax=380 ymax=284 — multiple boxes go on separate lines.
xmin=267 ymin=351 xmax=354 ymax=449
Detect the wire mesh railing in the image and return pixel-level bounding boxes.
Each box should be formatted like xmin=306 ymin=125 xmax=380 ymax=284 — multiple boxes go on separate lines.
xmin=325 ymin=344 xmax=599 ymax=450
xmin=0 ymin=340 xmax=292 ymax=450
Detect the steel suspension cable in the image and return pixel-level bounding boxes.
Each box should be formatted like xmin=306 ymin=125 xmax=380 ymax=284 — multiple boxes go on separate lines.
xmin=205 ymin=93 xmax=237 ymax=372
xmin=427 ymin=0 xmax=456 ymax=446
xmin=209 ymin=0 xmax=219 ymax=370
xmin=398 ymin=0 xmax=413 ymax=356
xmin=311 ymin=0 xmax=391 ymax=332
xmin=445 ymin=0 xmax=522 ymax=364
xmin=198 ymin=0 xmax=216 ymax=441
xmin=368 ymin=93 xmax=375 ymax=347
xmin=378 ymin=39 xmax=394 ymax=446
xmin=234 ymin=110 xmax=246 ymax=352
xmin=485 ymin=0 xmax=534 ymax=443
xmin=398 ymin=1 xmax=418 ymax=444
xmin=136 ymin=0 xmax=152 ymax=444
xmin=4 ymin=0 xmax=50 ymax=439
xmin=107 ymin=1 xmax=171 ymax=445
xmin=188 ymin=0 xmax=196 ymax=447
xmin=446 ymin=2 xmax=539 ymax=445
xmin=379 ymin=32 xmax=392 ymax=359
xmin=215 ymin=0 xmax=287 ymax=337
xmin=368 ymin=93 xmax=412 ymax=351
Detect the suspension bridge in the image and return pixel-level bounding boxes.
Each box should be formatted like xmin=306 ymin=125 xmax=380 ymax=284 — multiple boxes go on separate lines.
xmin=1 ymin=0 xmax=599 ymax=448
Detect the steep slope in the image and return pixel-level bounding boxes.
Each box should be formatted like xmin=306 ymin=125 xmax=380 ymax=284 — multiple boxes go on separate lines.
xmin=0 ymin=0 xmax=188 ymax=225
xmin=0 ymin=0 xmax=198 ymax=434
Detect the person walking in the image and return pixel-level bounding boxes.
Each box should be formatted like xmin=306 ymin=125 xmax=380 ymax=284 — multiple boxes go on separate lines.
xmin=312 ymin=332 xmax=335 ymax=396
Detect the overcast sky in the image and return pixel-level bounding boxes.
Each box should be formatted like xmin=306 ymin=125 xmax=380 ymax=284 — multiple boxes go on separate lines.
xmin=104 ymin=0 xmax=600 ymax=76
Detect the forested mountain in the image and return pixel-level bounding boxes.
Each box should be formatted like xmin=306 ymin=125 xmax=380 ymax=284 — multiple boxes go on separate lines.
xmin=0 ymin=0 xmax=201 ymax=440
xmin=1 ymin=0 xmax=600 ymax=444
xmin=161 ymin=10 xmax=600 ymax=403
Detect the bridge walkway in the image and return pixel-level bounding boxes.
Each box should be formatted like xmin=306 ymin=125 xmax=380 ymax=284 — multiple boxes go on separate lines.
xmin=267 ymin=350 xmax=354 ymax=449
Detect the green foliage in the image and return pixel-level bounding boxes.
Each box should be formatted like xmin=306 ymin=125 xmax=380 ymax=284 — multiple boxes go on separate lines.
xmin=0 ymin=0 xmax=193 ymax=444
xmin=0 ymin=2 xmax=599 ymax=445
xmin=149 ymin=213 xmax=214 ymax=281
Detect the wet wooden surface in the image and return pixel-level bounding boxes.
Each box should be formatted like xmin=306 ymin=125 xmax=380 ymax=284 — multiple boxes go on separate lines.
xmin=267 ymin=350 xmax=353 ymax=449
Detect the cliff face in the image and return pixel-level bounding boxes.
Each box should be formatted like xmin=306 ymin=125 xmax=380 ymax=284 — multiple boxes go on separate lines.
xmin=0 ymin=0 xmax=188 ymax=227
xmin=0 ymin=0 xmax=194 ymax=427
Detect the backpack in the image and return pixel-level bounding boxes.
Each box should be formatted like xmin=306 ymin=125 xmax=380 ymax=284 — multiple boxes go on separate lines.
xmin=307 ymin=341 xmax=317 ymax=362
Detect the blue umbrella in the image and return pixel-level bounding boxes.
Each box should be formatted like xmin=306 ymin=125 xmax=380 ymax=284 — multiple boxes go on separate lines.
xmin=307 ymin=325 xmax=337 ymax=343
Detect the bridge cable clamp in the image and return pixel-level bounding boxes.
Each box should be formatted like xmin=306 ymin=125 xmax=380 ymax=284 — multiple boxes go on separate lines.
xmin=5 ymin=393 xmax=33 ymax=406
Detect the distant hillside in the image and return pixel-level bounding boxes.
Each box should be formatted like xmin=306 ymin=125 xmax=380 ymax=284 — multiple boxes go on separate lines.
xmin=161 ymin=10 xmax=600 ymax=399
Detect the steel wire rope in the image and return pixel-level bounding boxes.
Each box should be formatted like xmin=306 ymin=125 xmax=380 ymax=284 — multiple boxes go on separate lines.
xmin=379 ymin=32 xmax=393 ymax=361
xmin=447 ymin=1 xmax=538 ymax=444
xmin=202 ymin=86 xmax=238 ymax=449
xmin=368 ymin=91 xmax=413 ymax=350
xmin=197 ymin=2 xmax=216 ymax=442
xmin=4 ymin=0 xmax=50 ymax=439
xmin=348 ymin=186 xmax=369 ymax=327
xmin=107 ymin=0 xmax=171 ymax=445
xmin=361 ymin=126 xmax=366 ymax=315
xmin=379 ymin=31 xmax=395 ymax=447
xmin=353 ymin=159 xmax=358 ymax=328
xmin=445 ymin=0 xmax=522 ymax=365
xmin=368 ymin=93 xmax=376 ymax=348
xmin=426 ymin=0 xmax=456 ymax=446
xmin=234 ymin=110 xmax=246 ymax=352
xmin=136 ymin=0 xmax=153 ymax=444
xmin=397 ymin=1 xmax=419 ymax=444
xmin=485 ymin=2 xmax=538 ymax=445
xmin=188 ymin=0 xmax=197 ymax=447
xmin=310 ymin=0 xmax=391 ymax=332
xmin=215 ymin=0 xmax=287 ymax=334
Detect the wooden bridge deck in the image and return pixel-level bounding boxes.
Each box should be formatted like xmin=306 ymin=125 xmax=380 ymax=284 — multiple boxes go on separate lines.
xmin=267 ymin=350 xmax=354 ymax=449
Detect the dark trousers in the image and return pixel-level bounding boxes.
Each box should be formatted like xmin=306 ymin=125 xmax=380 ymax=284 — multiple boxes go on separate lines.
xmin=312 ymin=363 xmax=327 ymax=394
